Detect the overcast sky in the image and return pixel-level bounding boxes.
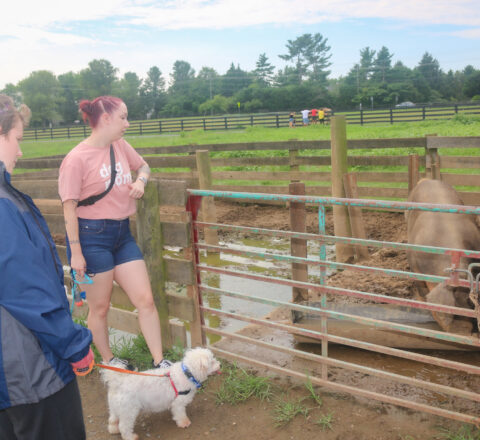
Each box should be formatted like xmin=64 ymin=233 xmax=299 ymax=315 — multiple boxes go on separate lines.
xmin=2 ymin=0 xmax=480 ymax=89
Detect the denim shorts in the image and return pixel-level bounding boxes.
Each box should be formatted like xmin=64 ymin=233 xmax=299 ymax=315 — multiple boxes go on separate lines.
xmin=67 ymin=218 xmax=143 ymax=275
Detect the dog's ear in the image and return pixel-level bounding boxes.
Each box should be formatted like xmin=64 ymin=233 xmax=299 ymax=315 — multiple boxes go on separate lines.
xmin=198 ymin=352 xmax=210 ymax=373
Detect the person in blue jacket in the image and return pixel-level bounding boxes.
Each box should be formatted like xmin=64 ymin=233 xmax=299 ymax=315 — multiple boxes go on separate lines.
xmin=0 ymin=94 xmax=94 ymax=440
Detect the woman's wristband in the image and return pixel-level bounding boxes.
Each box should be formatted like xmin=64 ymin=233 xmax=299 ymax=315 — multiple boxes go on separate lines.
xmin=138 ymin=176 xmax=148 ymax=186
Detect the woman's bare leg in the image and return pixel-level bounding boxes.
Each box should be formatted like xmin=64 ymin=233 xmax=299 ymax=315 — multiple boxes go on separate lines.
xmin=84 ymin=270 xmax=115 ymax=362
xmin=114 ymin=259 xmax=164 ymax=364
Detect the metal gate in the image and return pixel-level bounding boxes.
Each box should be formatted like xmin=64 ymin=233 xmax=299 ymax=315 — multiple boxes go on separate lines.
xmin=186 ymin=189 xmax=480 ymax=425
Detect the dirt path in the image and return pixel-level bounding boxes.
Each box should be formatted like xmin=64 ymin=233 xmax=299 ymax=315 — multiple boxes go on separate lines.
xmin=77 ymin=201 xmax=478 ymax=439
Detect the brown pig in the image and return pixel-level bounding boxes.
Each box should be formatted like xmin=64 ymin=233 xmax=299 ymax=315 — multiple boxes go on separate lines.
xmin=406 ymin=179 xmax=480 ymax=334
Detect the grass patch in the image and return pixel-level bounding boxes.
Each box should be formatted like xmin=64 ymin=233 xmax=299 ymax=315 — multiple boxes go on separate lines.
xmin=438 ymin=425 xmax=480 ymax=440
xmin=19 ymin=118 xmax=480 ymax=159
xmin=215 ymin=362 xmax=272 ymax=405
xmin=315 ymin=412 xmax=334 ymax=431
xmin=272 ymin=395 xmax=310 ymax=427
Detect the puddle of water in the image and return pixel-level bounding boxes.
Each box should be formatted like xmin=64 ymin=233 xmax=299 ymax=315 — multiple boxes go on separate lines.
xmin=199 ymin=234 xmax=335 ymax=342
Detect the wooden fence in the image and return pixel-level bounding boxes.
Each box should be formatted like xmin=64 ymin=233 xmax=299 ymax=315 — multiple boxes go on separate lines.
xmin=22 ymin=102 xmax=480 ymax=140
xmin=343 ymin=102 xmax=480 ymax=125
xmin=15 ymin=134 xmax=480 ymax=207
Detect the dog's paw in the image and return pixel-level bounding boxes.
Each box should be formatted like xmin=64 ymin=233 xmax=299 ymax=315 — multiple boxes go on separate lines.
xmin=108 ymin=421 xmax=120 ymax=434
xmin=176 ymin=417 xmax=191 ymax=428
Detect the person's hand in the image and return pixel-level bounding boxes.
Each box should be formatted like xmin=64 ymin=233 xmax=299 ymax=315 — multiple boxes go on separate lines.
xmin=70 ymin=253 xmax=87 ymax=279
xmin=128 ymin=180 xmax=145 ymax=199
xmin=71 ymin=348 xmax=94 ymax=376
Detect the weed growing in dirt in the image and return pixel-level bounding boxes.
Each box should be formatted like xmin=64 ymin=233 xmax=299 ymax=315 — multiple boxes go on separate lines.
xmin=304 ymin=376 xmax=323 ymax=406
xmin=315 ymin=412 xmax=334 ymax=431
xmin=215 ymin=362 xmax=272 ymax=404
xmin=438 ymin=425 xmax=480 ymax=440
xmin=272 ymin=395 xmax=310 ymax=427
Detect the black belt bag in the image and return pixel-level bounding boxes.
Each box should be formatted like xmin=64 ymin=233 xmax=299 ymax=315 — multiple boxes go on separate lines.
xmin=78 ymin=144 xmax=116 ymax=207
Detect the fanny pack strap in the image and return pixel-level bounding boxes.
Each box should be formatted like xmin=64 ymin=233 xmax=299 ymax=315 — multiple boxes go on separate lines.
xmin=78 ymin=145 xmax=116 ymax=207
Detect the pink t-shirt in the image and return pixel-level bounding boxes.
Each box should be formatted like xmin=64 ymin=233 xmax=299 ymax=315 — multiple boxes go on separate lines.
xmin=58 ymin=139 xmax=147 ymax=219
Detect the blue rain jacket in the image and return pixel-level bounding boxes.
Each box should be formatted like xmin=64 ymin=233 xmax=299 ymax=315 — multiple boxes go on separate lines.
xmin=0 ymin=162 xmax=92 ymax=410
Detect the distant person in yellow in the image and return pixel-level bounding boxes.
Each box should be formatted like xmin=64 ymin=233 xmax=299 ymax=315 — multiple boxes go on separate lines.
xmin=318 ymin=108 xmax=325 ymax=125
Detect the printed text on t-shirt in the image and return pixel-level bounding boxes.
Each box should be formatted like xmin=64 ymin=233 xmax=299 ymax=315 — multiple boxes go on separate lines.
xmin=100 ymin=161 xmax=132 ymax=189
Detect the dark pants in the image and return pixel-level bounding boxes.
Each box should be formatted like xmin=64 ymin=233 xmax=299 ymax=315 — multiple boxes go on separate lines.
xmin=0 ymin=379 xmax=86 ymax=440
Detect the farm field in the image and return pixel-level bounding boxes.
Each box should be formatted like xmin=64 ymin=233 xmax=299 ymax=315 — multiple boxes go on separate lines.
xmin=18 ymin=116 xmax=480 ymax=160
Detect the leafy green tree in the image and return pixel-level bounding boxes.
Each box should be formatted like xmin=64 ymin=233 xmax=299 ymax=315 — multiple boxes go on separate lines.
xmin=18 ymin=70 xmax=63 ymax=126
xmin=169 ymin=60 xmax=195 ymax=95
xmin=0 ymin=83 xmax=22 ymax=107
xmin=359 ymin=47 xmax=376 ymax=82
xmin=279 ymin=33 xmax=331 ymax=83
xmin=373 ymin=46 xmax=393 ymax=83
xmin=114 ymin=72 xmax=143 ymax=119
xmin=220 ymin=63 xmax=252 ymax=97
xmin=254 ymin=53 xmax=275 ymax=86
xmin=58 ymin=72 xmax=82 ymax=124
xmin=463 ymin=70 xmax=480 ymax=98
xmin=80 ymin=59 xmax=118 ymax=99
xmin=198 ymin=94 xmax=232 ymax=115
xmin=140 ymin=66 xmax=166 ymax=118
xmin=416 ymin=52 xmax=442 ymax=91
xmin=273 ymin=66 xmax=299 ymax=87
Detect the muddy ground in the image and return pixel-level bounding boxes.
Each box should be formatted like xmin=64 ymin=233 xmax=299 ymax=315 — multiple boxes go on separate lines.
xmin=77 ymin=201 xmax=480 ymax=439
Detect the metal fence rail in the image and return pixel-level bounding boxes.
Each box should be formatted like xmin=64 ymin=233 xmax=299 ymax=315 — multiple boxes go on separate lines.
xmin=187 ymin=189 xmax=480 ymax=425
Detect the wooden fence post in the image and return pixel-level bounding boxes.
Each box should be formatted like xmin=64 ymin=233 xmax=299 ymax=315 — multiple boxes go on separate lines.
xmin=136 ymin=180 xmax=172 ymax=349
xmin=289 ymin=146 xmax=299 ymax=182
xmin=196 ymin=150 xmax=219 ymax=249
xmin=408 ymin=154 xmax=420 ymax=193
xmin=289 ymin=182 xmax=309 ymax=302
xmin=343 ymin=173 xmax=369 ymax=261
xmin=425 ymin=134 xmax=440 ymax=180
xmin=330 ymin=116 xmax=354 ymax=263
xmin=184 ymin=207 xmax=206 ymax=348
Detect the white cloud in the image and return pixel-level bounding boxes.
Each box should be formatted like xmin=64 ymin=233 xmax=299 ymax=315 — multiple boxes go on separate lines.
xmin=451 ymin=28 xmax=480 ymax=38
xmin=4 ymin=0 xmax=480 ymax=33
xmin=120 ymin=0 xmax=480 ymax=29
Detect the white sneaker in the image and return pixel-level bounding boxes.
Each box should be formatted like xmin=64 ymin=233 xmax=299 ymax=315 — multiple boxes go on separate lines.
xmin=104 ymin=357 xmax=135 ymax=371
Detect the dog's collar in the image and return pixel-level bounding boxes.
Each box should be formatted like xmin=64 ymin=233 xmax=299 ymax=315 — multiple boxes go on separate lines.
xmin=181 ymin=362 xmax=202 ymax=389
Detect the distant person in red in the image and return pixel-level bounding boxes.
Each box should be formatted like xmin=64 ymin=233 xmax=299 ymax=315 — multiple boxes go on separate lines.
xmin=311 ymin=108 xmax=318 ymax=124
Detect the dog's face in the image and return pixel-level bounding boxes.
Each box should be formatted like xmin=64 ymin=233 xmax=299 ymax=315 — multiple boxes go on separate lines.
xmin=183 ymin=348 xmax=221 ymax=381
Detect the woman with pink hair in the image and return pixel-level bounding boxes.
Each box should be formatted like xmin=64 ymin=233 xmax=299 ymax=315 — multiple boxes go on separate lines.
xmin=59 ymin=96 xmax=170 ymax=371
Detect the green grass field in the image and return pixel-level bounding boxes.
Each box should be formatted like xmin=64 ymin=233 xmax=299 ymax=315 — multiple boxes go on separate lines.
xmin=19 ymin=115 xmax=480 ymax=159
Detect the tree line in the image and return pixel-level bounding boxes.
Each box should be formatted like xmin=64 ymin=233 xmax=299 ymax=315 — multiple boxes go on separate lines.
xmin=2 ymin=33 xmax=480 ymax=127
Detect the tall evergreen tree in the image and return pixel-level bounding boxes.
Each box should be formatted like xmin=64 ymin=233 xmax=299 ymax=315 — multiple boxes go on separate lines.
xmin=58 ymin=72 xmax=82 ymax=124
xmin=279 ymin=33 xmax=331 ymax=84
xmin=140 ymin=66 xmax=166 ymax=118
xmin=373 ymin=46 xmax=393 ymax=83
xmin=254 ymin=53 xmax=275 ymax=86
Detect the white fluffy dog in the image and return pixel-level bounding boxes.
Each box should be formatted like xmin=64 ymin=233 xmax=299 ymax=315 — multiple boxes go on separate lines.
xmin=101 ymin=347 xmax=221 ymax=440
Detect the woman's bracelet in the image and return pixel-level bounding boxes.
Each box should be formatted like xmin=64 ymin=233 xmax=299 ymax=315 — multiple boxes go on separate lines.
xmin=69 ymin=239 xmax=81 ymax=245
xmin=138 ymin=176 xmax=148 ymax=186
